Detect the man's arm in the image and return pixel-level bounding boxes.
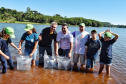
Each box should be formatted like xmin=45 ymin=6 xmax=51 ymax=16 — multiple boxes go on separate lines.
xmin=55 ymin=41 xmax=59 ymax=56
xmin=68 ymin=42 xmax=73 ymax=58
xmin=54 ymin=41 xmax=56 ymax=55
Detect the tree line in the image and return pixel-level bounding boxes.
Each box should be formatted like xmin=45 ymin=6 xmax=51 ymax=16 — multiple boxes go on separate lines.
xmin=0 ymin=7 xmax=126 ymax=28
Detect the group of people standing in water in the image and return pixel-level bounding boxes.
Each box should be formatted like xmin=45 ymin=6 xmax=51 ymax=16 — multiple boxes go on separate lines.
xmin=0 ymin=22 xmax=119 ymax=76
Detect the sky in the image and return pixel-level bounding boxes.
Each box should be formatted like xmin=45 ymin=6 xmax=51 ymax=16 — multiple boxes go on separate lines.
xmin=0 ymin=0 xmax=126 ymax=25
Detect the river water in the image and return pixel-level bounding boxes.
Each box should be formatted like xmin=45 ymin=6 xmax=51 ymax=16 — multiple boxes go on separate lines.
xmin=0 ymin=23 xmax=125 ymax=84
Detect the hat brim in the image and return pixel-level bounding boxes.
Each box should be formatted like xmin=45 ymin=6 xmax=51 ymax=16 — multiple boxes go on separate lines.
xmin=9 ymin=34 xmax=15 ymax=38
xmin=79 ymin=25 xmax=85 ymax=27
xmin=24 ymin=29 xmax=30 ymax=31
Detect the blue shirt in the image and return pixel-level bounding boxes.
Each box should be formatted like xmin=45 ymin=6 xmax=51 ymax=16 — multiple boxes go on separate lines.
xmin=0 ymin=38 xmax=10 ymax=56
xmin=100 ymin=37 xmax=116 ymax=59
xmin=6 ymin=38 xmax=12 ymax=45
xmin=85 ymin=38 xmax=100 ymax=59
xmin=21 ymin=32 xmax=38 ymax=49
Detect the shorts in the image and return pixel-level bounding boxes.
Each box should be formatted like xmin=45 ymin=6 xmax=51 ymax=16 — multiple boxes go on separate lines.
xmin=100 ymin=62 xmax=112 ymax=66
xmin=100 ymin=57 xmax=112 ymax=65
xmin=24 ymin=48 xmax=37 ymax=60
xmin=73 ymin=53 xmax=85 ymax=65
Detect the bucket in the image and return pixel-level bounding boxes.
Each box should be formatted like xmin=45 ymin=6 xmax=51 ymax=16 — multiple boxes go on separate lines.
xmin=16 ymin=56 xmax=32 ymax=71
xmin=44 ymin=55 xmax=57 ymax=69
xmin=57 ymin=57 xmax=71 ymax=70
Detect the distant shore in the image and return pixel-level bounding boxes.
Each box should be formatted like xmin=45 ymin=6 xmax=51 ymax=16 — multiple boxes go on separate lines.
xmin=0 ymin=21 xmax=118 ymax=28
xmin=0 ymin=21 xmax=94 ymax=27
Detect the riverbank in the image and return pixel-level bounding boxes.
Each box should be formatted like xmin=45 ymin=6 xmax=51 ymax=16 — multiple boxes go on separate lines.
xmin=0 ymin=21 xmax=117 ymax=28
xmin=0 ymin=21 xmax=93 ymax=27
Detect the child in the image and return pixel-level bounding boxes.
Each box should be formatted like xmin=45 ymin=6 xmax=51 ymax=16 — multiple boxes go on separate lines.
xmin=85 ymin=30 xmax=100 ymax=71
xmin=19 ymin=24 xmax=38 ymax=66
xmin=0 ymin=38 xmax=10 ymax=73
xmin=0 ymin=27 xmax=20 ymax=73
xmin=98 ymin=29 xmax=119 ymax=76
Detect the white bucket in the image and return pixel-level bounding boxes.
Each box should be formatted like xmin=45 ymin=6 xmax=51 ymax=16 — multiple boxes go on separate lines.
xmin=16 ymin=56 xmax=32 ymax=71
xmin=57 ymin=57 xmax=71 ymax=70
xmin=44 ymin=55 xmax=57 ymax=69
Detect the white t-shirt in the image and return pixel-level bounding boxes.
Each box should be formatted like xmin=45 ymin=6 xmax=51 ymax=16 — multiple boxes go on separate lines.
xmin=72 ymin=31 xmax=90 ymax=54
xmin=56 ymin=31 xmax=73 ymax=49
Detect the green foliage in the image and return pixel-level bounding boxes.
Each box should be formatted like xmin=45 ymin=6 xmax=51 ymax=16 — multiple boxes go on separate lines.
xmin=0 ymin=7 xmax=125 ymax=28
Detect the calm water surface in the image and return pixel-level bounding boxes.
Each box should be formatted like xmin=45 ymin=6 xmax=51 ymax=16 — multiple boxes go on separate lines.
xmin=0 ymin=23 xmax=125 ymax=84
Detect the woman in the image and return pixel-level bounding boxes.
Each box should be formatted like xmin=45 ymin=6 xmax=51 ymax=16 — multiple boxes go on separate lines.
xmin=19 ymin=24 xmax=38 ymax=66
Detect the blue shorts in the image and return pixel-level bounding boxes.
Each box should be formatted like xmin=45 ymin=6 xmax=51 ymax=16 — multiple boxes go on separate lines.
xmin=24 ymin=48 xmax=37 ymax=60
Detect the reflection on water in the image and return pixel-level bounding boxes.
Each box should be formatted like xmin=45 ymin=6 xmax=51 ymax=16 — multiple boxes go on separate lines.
xmin=0 ymin=63 xmax=118 ymax=84
xmin=0 ymin=23 xmax=126 ymax=84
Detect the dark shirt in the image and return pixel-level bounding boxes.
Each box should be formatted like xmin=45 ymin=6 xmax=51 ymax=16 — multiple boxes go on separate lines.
xmin=21 ymin=32 xmax=38 ymax=49
xmin=85 ymin=38 xmax=100 ymax=59
xmin=0 ymin=38 xmax=10 ymax=56
xmin=6 ymin=38 xmax=12 ymax=45
xmin=39 ymin=27 xmax=57 ymax=47
xmin=100 ymin=37 xmax=116 ymax=59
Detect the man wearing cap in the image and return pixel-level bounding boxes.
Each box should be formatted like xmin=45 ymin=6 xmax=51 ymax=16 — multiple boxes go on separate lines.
xmin=98 ymin=29 xmax=119 ymax=76
xmin=38 ymin=22 xmax=57 ymax=65
xmin=72 ymin=23 xmax=90 ymax=70
xmin=55 ymin=23 xmax=73 ymax=57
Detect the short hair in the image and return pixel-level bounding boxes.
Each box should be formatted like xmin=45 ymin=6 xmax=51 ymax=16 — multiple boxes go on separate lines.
xmin=62 ymin=23 xmax=68 ymax=28
xmin=91 ymin=30 xmax=97 ymax=33
xmin=51 ymin=22 xmax=57 ymax=26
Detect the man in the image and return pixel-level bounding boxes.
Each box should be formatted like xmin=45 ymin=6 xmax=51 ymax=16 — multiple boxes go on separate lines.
xmin=72 ymin=23 xmax=90 ymax=70
xmin=55 ymin=23 xmax=73 ymax=57
xmin=38 ymin=22 xmax=57 ymax=65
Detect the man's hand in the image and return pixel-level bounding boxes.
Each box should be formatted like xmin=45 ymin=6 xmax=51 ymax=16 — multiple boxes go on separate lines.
xmin=55 ymin=52 xmax=58 ymax=56
xmin=68 ymin=53 xmax=71 ymax=58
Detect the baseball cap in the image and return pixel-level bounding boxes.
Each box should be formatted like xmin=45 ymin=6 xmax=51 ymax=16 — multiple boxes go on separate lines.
xmin=104 ymin=32 xmax=112 ymax=38
xmin=5 ymin=27 xmax=15 ymax=38
xmin=24 ymin=24 xmax=34 ymax=31
xmin=79 ymin=23 xmax=85 ymax=27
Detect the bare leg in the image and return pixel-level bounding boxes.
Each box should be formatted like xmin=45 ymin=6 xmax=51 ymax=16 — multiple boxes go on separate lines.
xmin=106 ymin=65 xmax=110 ymax=76
xmin=31 ymin=60 xmax=36 ymax=67
xmin=99 ymin=64 xmax=104 ymax=74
